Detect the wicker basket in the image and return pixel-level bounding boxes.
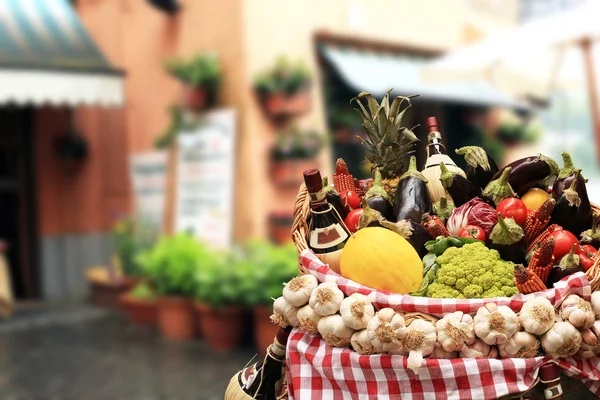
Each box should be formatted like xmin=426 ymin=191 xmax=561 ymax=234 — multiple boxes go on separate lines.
xmin=293 ymin=182 xmax=600 ymax=291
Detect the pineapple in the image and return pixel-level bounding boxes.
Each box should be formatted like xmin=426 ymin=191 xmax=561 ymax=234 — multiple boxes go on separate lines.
xmin=351 ymin=90 xmax=418 ymax=198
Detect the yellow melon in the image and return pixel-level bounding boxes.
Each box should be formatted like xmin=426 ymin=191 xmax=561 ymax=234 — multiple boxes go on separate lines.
xmin=340 ymin=227 xmax=423 ymax=294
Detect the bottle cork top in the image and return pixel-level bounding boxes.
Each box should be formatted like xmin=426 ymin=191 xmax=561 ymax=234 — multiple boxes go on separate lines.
xmin=426 ymin=116 xmax=439 ymax=133
xmin=303 ymin=169 xmax=323 ymax=194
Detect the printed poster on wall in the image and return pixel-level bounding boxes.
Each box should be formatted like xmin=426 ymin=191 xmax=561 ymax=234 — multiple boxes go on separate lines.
xmin=175 ymin=109 xmax=236 ymax=249
xmin=129 ymin=151 xmax=168 ymax=230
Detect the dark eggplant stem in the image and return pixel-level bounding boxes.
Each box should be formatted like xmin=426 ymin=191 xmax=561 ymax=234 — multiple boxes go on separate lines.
xmin=439 ymin=162 xmax=455 ymax=189
xmin=365 ymin=168 xmax=391 ymax=202
xmin=456 ymin=146 xmax=491 ymax=171
xmin=483 ymin=167 xmax=516 ymax=205
xmin=563 ymin=170 xmax=582 ymax=207
xmin=400 ymin=155 xmax=427 ymax=183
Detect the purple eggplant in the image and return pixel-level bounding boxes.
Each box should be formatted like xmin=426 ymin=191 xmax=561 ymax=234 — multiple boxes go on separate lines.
xmin=486 ymin=214 xmax=525 ymax=264
xmin=439 ymin=162 xmax=481 ymax=207
xmin=490 ymin=154 xmax=558 ymax=196
xmin=550 ymin=170 xmax=592 ymax=236
xmin=455 ymin=146 xmax=499 ymax=191
xmin=364 ymin=169 xmax=394 ymax=221
xmin=394 ymin=156 xmax=432 ymax=223
xmin=548 ymin=244 xmax=583 ymax=286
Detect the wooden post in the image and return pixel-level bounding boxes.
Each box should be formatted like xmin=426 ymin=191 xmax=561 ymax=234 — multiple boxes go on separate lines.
xmin=582 ymin=39 xmax=600 ymax=163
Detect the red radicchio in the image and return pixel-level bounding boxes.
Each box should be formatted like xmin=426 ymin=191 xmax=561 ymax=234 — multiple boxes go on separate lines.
xmin=446 ymin=197 xmax=497 ymax=236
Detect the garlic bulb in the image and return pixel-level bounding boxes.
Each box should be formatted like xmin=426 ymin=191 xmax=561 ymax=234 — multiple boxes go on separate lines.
xmin=474 ymin=303 xmax=519 ymax=345
xmin=309 ymin=282 xmax=345 ymax=317
xmin=271 ymin=296 xmax=300 ymax=328
xmin=541 ymin=321 xmax=582 ymax=358
xmin=436 ymin=311 xmax=476 ymax=352
xmin=591 ymin=291 xmax=600 ymax=319
xmin=498 ymin=331 xmax=539 ymax=358
xmin=578 ymin=321 xmax=600 ymax=359
xmin=351 ymin=329 xmax=376 ymax=355
xmin=519 ymin=297 xmax=555 ymax=335
xmin=297 ymin=304 xmax=321 ymax=334
xmin=283 ymin=274 xmax=319 ymax=307
xmin=430 ymin=342 xmax=458 ymax=359
xmin=318 ymin=314 xmax=355 ymax=348
xmin=459 ymin=339 xmax=499 ymax=358
xmin=340 ymin=293 xmax=375 ymax=330
xmin=397 ymin=320 xmax=437 ymax=375
xmin=560 ymin=294 xmax=595 ymax=329
xmin=367 ymin=308 xmax=405 ymax=353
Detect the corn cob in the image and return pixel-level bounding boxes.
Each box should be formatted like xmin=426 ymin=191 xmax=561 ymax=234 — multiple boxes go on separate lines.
xmin=526 ymin=223 xmax=562 ymax=255
xmin=524 ymin=198 xmax=556 ymax=244
xmin=333 ymin=158 xmax=356 ymax=193
xmin=528 ymin=237 xmax=555 ymax=284
xmin=421 ymin=213 xmax=450 ymax=238
xmin=514 ymin=264 xmax=547 ymax=294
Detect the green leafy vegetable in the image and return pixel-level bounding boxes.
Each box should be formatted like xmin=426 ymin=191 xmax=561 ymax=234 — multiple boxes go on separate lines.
xmin=424 ymin=236 xmax=480 ymax=256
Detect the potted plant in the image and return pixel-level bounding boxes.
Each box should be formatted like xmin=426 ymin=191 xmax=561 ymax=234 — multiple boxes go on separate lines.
xmin=270 ymin=126 xmax=325 ymax=187
xmin=239 ymin=241 xmax=298 ymax=355
xmin=137 ymin=233 xmax=206 ymax=340
xmin=329 ymin=107 xmax=360 ymax=143
xmin=254 ymin=56 xmax=311 ymax=118
xmin=120 ymin=282 xmax=158 ymax=326
xmin=164 ymin=52 xmax=221 ymax=111
xmin=194 ymin=249 xmax=246 ymax=351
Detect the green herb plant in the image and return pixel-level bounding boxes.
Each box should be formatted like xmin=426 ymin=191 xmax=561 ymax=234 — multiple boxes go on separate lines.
xmin=137 ymin=233 xmax=215 ymax=297
xmin=164 ymin=52 xmax=221 ymax=89
xmin=129 ymin=282 xmax=157 ymax=301
xmin=111 ymin=214 xmax=160 ymax=277
xmin=254 ymin=56 xmax=311 ymax=95
xmin=270 ymin=125 xmax=326 ymax=161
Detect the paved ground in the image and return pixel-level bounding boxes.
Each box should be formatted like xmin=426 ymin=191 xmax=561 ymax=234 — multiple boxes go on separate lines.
xmin=0 ymin=303 xmax=254 ymax=400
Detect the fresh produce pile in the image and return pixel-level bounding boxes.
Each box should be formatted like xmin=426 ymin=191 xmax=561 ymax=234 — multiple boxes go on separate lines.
xmin=271 ymin=275 xmax=600 ymax=373
xmin=319 ymin=91 xmax=598 ymax=299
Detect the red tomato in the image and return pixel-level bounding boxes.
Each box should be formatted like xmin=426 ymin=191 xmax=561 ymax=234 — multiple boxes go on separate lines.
xmin=344 ymin=208 xmax=363 ymax=233
xmin=579 ymin=249 xmax=595 ymax=271
xmin=581 ymin=244 xmax=598 ymax=258
xmin=340 ymin=190 xmax=361 ymax=213
xmin=549 ymin=230 xmax=580 ymax=260
xmin=458 ymin=225 xmax=486 ymax=241
xmin=496 ymin=198 xmax=527 ymax=225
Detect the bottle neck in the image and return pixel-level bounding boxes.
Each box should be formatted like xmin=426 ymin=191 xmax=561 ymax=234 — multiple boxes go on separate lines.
xmin=426 ymin=132 xmax=446 ymax=156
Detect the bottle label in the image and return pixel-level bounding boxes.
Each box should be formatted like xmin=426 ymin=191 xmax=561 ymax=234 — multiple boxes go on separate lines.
xmin=309 ymin=223 xmax=349 ymax=250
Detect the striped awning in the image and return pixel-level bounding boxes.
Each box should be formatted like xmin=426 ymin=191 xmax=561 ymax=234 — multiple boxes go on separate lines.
xmin=0 ymin=0 xmax=124 ymax=106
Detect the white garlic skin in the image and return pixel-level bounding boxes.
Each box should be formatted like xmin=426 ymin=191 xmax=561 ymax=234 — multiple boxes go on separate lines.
xmin=283 ymin=274 xmax=318 ymax=307
xmin=459 ymin=338 xmax=498 ymax=359
xmin=271 ymin=296 xmax=300 ymax=328
xmin=339 ymin=293 xmax=375 ymax=330
xmin=318 ymin=314 xmax=355 ymax=348
xmin=367 ymin=308 xmax=405 ymax=354
xmin=561 ymin=294 xmax=595 ymax=329
xmin=351 ymin=329 xmax=376 ymax=355
xmin=519 ymin=297 xmax=555 ymax=336
xmin=578 ymin=321 xmax=600 ymax=359
xmin=397 ymin=319 xmax=437 ymax=375
xmin=296 ymin=304 xmax=321 ymax=334
xmin=436 ymin=311 xmax=476 ymax=352
xmin=541 ymin=321 xmax=582 ymax=359
xmin=591 ymin=291 xmax=600 ymax=319
xmin=430 ymin=342 xmax=458 ymax=359
xmin=498 ymin=331 xmax=539 ymax=358
xmin=309 ymin=282 xmax=345 ymax=317
xmin=474 ymin=303 xmax=519 ymax=346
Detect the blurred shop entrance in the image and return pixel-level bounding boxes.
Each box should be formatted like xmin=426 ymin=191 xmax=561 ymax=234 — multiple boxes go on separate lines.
xmin=0 ymin=108 xmax=39 ymax=299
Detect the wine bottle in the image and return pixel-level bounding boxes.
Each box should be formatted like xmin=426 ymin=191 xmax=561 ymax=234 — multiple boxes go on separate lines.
xmin=304 ymin=169 xmax=350 ymax=254
xmin=421 ymin=117 xmax=466 ymax=203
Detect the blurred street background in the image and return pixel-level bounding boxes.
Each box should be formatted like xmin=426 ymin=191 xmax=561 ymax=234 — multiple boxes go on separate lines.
xmin=0 ymin=0 xmax=598 ymax=398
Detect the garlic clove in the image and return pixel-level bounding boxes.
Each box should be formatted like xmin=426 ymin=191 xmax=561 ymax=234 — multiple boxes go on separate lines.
xmin=297 ymin=304 xmax=321 ymax=334
xmin=309 ymin=282 xmax=345 ymax=317
xmin=283 ymin=274 xmax=319 ymax=307
xmin=271 ymin=296 xmax=300 ymax=328
xmin=351 ymin=329 xmax=376 ymax=355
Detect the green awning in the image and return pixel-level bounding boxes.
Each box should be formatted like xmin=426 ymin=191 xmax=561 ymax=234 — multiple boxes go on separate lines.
xmin=0 ymin=0 xmax=124 ymax=106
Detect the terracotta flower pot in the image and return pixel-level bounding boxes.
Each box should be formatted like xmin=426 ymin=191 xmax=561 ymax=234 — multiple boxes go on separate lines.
xmin=120 ymin=294 xmax=158 ymax=326
xmin=263 ymin=92 xmax=287 ymax=116
xmin=182 ymin=85 xmax=208 ymax=111
xmin=157 ymin=296 xmax=195 ymax=340
xmin=89 ymin=278 xmax=135 ymax=310
xmin=199 ymin=304 xmax=244 ymax=351
xmin=261 ymin=90 xmax=310 ymax=118
xmin=268 ymin=212 xmax=294 ymax=245
xmin=270 ymin=159 xmax=316 ymax=188
xmin=253 ymin=305 xmax=279 ymax=355
xmin=285 ymin=91 xmax=311 ymax=115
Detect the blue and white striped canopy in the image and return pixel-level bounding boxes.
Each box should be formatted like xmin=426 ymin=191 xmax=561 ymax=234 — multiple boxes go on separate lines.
xmin=0 ymin=0 xmax=123 ymax=106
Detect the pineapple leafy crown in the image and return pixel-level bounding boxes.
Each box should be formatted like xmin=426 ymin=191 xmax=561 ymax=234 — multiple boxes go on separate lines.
xmin=351 ymin=89 xmax=419 ymax=179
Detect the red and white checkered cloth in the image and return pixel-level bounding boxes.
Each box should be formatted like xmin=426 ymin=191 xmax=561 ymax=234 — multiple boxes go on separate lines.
xmin=285 ymin=250 xmax=600 ymax=399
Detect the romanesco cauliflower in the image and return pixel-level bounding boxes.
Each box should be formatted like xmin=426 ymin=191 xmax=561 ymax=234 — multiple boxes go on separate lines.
xmin=426 ymin=242 xmax=518 ymax=299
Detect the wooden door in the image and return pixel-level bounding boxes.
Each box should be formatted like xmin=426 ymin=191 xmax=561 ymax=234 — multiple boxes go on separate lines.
xmin=0 ymin=107 xmax=38 ymax=299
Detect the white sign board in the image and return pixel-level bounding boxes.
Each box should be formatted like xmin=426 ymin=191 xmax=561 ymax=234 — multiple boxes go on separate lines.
xmin=129 ymin=151 xmax=168 ymax=230
xmin=175 ymin=109 xmax=236 ymax=248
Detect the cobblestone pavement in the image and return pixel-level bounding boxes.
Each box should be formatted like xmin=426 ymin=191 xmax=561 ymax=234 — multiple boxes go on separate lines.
xmin=0 ymin=303 xmax=255 ymax=400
